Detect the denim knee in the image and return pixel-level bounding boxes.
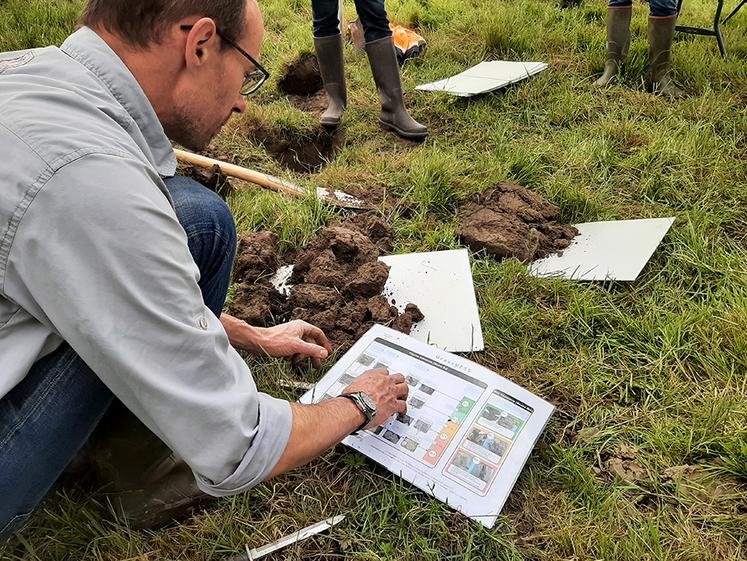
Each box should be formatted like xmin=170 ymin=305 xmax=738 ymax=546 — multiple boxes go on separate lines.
xmin=164 ymin=176 xmax=236 ymax=256
xmin=163 ymin=176 xmax=237 ymax=316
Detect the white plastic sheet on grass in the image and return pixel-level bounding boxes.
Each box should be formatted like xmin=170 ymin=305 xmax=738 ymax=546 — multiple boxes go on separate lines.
xmin=416 ymin=60 xmax=548 ymax=97
xmin=380 ymin=249 xmax=484 ymax=352
xmin=529 ymin=217 xmax=676 ymax=281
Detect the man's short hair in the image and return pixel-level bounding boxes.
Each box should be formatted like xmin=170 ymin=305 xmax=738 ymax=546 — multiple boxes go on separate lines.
xmin=81 ymin=0 xmax=247 ymax=48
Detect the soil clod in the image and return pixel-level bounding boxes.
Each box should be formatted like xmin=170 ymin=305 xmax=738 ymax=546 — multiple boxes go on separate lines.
xmin=458 ymin=182 xmax=578 ymax=261
xmin=228 ymin=213 xmax=423 ymax=351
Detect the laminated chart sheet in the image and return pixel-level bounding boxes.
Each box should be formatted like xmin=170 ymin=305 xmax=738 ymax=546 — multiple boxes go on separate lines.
xmin=416 ymin=61 xmax=548 ymax=97
xmin=300 ymin=325 xmax=554 ymax=528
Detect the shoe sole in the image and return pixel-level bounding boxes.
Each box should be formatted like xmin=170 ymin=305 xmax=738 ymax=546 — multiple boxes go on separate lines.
xmin=320 ymin=118 xmax=341 ymax=128
xmin=380 ymin=119 xmax=428 ymax=141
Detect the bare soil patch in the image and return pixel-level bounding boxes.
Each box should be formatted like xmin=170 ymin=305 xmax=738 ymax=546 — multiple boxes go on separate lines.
xmin=277 ymin=53 xmax=323 ymax=96
xmin=229 ymin=213 xmax=423 ymax=351
xmin=458 ymin=182 xmax=578 ymax=261
xmin=247 ymin=124 xmax=344 ymax=174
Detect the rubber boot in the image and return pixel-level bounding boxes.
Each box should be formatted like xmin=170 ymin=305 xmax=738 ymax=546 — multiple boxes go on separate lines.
xmin=594 ymin=6 xmax=632 ymax=87
xmin=646 ymin=15 xmax=685 ymax=98
xmin=364 ymin=36 xmax=428 ymax=141
xmin=88 ymin=402 xmax=215 ymax=530
xmin=314 ymin=34 xmax=347 ymax=127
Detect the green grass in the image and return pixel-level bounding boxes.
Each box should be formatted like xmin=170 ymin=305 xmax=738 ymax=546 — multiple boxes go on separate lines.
xmin=2 ymin=0 xmax=746 ymax=559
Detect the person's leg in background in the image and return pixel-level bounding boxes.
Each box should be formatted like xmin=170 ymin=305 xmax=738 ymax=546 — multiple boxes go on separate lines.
xmin=312 ymin=0 xmax=348 ymax=127
xmin=646 ymin=0 xmax=684 ymax=97
xmin=594 ymin=0 xmax=632 ymax=87
xmin=0 ymin=176 xmax=236 ymax=539
xmin=356 ymin=0 xmax=428 ymax=140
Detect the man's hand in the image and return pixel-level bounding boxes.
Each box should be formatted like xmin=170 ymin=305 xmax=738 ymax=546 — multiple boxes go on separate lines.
xmin=220 ymin=314 xmax=333 ymax=367
xmin=342 ymin=367 xmax=409 ymax=429
xmin=267 ymin=368 xmax=409 ymax=479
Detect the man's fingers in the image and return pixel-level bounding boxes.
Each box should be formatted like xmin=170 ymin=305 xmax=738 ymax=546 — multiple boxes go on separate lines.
xmin=299 ymin=321 xmax=333 ymax=355
xmin=395 ymin=399 xmax=408 ymax=415
xmin=390 ymin=373 xmax=406 ymax=384
xmin=395 ymin=382 xmax=409 ymax=398
xmin=294 ymin=338 xmax=328 ymax=359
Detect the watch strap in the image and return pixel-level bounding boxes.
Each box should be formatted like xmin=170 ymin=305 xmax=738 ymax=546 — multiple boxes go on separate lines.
xmin=339 ymin=393 xmax=372 ymax=435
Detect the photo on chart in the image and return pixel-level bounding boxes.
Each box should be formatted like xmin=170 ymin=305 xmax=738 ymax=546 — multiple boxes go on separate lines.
xmin=444 ymin=448 xmax=499 ymax=495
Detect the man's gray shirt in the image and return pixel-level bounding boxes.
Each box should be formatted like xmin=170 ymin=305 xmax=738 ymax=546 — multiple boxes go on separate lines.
xmin=0 ymin=27 xmax=292 ymax=496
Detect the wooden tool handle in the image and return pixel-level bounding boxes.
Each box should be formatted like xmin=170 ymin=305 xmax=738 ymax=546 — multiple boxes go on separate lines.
xmin=174 ymin=149 xmax=306 ymax=198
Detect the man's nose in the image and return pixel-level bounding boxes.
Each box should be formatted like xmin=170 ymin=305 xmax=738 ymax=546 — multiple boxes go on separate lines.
xmin=233 ymin=94 xmax=246 ymax=114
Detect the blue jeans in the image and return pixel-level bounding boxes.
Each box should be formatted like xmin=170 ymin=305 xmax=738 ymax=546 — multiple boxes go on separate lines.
xmin=312 ymin=0 xmax=391 ymax=43
xmin=608 ymin=0 xmax=677 ymax=17
xmin=0 ymin=176 xmax=237 ymax=539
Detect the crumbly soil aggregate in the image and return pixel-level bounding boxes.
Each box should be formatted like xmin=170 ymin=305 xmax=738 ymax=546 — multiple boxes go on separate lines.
xmin=458 ymin=182 xmax=578 ymax=261
xmin=228 ymin=213 xmax=423 ymax=351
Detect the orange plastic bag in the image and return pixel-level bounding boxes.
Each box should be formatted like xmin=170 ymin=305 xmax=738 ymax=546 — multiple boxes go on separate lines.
xmin=348 ymin=20 xmax=426 ymax=64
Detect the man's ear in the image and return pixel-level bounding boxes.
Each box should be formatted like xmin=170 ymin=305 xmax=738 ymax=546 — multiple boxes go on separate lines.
xmin=183 ymin=17 xmax=219 ymax=68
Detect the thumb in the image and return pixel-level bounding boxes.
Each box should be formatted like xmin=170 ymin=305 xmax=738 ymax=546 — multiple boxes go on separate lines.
xmin=294 ymin=339 xmax=329 ymax=359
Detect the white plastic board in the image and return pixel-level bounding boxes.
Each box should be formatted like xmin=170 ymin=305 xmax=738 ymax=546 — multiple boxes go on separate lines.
xmin=529 ymin=217 xmax=676 ymax=281
xmin=379 ymin=249 xmax=484 ymax=352
xmin=417 ymin=61 xmax=548 ymax=97
xmin=300 ymin=325 xmax=555 ymax=528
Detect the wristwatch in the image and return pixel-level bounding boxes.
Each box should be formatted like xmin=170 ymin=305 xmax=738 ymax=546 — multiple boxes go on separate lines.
xmin=339 ymin=392 xmax=377 ymax=435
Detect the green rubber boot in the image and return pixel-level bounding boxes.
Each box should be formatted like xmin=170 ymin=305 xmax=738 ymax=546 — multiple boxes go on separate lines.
xmin=365 ymin=36 xmax=428 ymax=141
xmin=646 ymin=15 xmax=685 ymax=98
xmin=314 ymin=34 xmax=347 ymax=127
xmin=594 ymin=6 xmax=632 ymax=87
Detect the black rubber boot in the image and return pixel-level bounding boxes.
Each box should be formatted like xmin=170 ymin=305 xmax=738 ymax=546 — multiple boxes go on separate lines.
xmin=594 ymin=6 xmax=632 ymax=87
xmin=364 ymin=36 xmax=428 ymax=141
xmin=646 ymin=15 xmax=685 ymax=98
xmin=88 ymin=403 xmax=215 ymax=530
xmin=314 ymin=34 xmax=347 ymax=127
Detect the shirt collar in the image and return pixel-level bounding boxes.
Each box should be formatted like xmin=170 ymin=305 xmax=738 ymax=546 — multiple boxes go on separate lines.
xmin=61 ymin=27 xmax=177 ymax=177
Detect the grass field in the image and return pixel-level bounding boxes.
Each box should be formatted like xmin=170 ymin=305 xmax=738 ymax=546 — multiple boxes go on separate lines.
xmin=1 ymin=0 xmax=746 ymax=559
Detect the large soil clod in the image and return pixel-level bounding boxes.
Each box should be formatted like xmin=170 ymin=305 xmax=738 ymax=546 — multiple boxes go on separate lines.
xmin=228 ymin=213 xmax=423 ymax=352
xmin=458 ymin=182 xmax=578 ymax=261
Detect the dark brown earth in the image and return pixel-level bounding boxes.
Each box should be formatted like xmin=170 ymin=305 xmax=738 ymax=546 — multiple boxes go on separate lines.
xmin=228 ymin=213 xmax=424 ymax=351
xmin=247 ymin=123 xmax=344 ymax=173
xmin=458 ymin=182 xmax=578 ymax=261
xmin=177 ymin=162 xmax=234 ymax=200
xmin=277 ymin=53 xmax=323 ymax=96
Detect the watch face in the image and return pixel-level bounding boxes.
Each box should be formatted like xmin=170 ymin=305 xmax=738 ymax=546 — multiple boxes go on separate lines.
xmin=360 ymin=393 xmax=377 ymax=413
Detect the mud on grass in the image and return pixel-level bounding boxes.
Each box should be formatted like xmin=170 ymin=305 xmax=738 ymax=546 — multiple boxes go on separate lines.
xmin=459 ymin=182 xmax=578 ymax=262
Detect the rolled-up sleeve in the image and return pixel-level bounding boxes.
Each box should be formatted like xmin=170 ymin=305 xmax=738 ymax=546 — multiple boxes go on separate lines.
xmin=6 ymin=153 xmax=292 ymax=494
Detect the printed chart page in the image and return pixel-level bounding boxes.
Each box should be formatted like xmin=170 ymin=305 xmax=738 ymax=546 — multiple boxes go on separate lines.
xmin=300 ymin=324 xmax=555 ymax=528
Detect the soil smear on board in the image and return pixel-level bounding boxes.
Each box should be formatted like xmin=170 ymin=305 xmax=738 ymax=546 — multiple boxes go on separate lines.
xmin=458 ymin=182 xmax=578 ymax=261
xmin=229 ymin=213 xmax=424 ymax=352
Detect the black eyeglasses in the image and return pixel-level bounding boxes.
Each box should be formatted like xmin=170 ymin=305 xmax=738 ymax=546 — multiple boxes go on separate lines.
xmin=180 ymin=24 xmax=269 ymax=96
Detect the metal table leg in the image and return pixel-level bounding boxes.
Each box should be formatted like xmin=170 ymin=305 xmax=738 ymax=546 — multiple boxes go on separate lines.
xmin=722 ymin=0 xmax=746 ymax=24
xmin=675 ymin=0 xmax=727 ymax=58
